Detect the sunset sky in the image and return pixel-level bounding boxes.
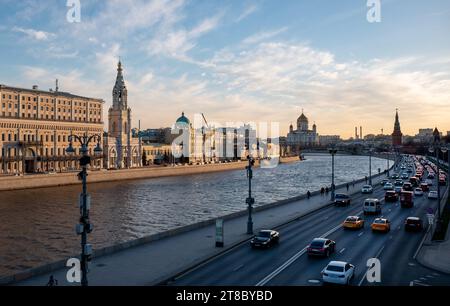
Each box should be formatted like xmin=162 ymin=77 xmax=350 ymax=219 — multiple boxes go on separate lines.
xmin=0 ymin=0 xmax=449 ymax=138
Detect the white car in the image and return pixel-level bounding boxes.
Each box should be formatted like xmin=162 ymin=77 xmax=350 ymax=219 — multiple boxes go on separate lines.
xmin=414 ymin=188 xmax=423 ymax=196
xmin=361 ymin=185 xmax=373 ymax=194
xmin=321 ymin=261 xmax=355 ymax=285
xmin=383 ymin=183 xmax=394 ymax=190
xmin=428 ymin=191 xmax=438 ymax=199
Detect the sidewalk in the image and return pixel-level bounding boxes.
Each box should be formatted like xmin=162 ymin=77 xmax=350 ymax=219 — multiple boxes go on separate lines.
xmin=416 ymin=186 xmax=450 ymax=274
xmin=9 ymin=174 xmax=386 ymax=286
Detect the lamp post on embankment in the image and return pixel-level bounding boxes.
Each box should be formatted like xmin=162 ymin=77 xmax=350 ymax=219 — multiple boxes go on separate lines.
xmin=66 ymin=133 xmax=103 ymax=287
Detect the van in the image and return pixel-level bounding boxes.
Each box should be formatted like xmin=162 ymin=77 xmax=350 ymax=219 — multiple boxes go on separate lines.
xmin=363 ymin=198 xmax=381 ymax=215
xmin=400 ymin=191 xmax=414 ymax=208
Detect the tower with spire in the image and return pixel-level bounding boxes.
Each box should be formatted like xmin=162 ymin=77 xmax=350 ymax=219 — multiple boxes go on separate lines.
xmin=392 ymin=109 xmax=403 ymax=146
xmin=105 ymin=60 xmax=141 ymax=169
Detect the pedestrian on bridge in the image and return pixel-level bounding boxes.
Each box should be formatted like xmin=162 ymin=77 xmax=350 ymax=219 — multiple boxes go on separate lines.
xmin=307 ymin=190 xmax=311 ymax=199
xmin=320 ymin=187 xmax=325 ymax=195
xmin=346 ymin=183 xmax=349 ymax=191
xmin=325 ymin=186 xmax=329 ymax=194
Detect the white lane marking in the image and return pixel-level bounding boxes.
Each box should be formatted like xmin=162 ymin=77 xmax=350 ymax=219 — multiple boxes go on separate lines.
xmin=255 ymin=221 xmax=345 ymax=286
xmin=308 ymin=279 xmax=321 ymax=284
xmin=409 ymin=281 xmax=414 ymax=286
xmin=233 ymin=264 xmax=244 ymax=272
xmin=358 ymin=232 xmax=364 ymax=237
xmin=339 ymin=248 xmax=346 ymax=254
xmin=358 ymin=245 xmax=385 ymax=286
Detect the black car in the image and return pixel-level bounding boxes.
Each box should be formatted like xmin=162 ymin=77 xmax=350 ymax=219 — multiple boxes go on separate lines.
xmin=334 ymin=194 xmax=351 ymax=206
xmin=405 ymin=217 xmax=423 ymax=232
xmin=307 ymin=238 xmax=336 ymax=257
xmin=250 ymin=230 xmax=280 ymax=248
xmin=402 ymin=182 xmax=413 ymax=191
xmin=385 ymin=190 xmax=399 ymax=202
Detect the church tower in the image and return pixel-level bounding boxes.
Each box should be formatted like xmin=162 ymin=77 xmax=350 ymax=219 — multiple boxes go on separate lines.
xmin=392 ymin=109 xmax=403 ymax=146
xmin=108 ymin=61 xmax=132 ymax=168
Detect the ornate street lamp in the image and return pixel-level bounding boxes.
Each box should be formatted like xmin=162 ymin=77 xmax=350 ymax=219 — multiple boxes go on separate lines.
xmin=328 ymin=146 xmax=338 ymax=201
xmin=66 ymin=133 xmax=102 ymax=287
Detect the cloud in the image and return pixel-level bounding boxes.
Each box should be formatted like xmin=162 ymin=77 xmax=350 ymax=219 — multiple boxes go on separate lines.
xmin=147 ymin=11 xmax=224 ymax=61
xmin=236 ymin=4 xmax=258 ymax=22
xmin=195 ymin=41 xmax=450 ymax=137
xmin=242 ymin=27 xmax=289 ymax=45
xmin=12 ymin=27 xmax=55 ymax=41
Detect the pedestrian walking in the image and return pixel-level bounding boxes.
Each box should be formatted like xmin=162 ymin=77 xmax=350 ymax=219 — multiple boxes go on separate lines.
xmin=321 ymin=187 xmax=325 ymax=195
xmin=325 ymin=187 xmax=329 ymax=193
xmin=365 ymin=176 xmax=368 ymax=183
xmin=307 ymin=190 xmax=311 ymax=199
xmin=346 ymin=183 xmax=349 ymax=191
xmin=47 ymin=275 xmax=58 ymax=286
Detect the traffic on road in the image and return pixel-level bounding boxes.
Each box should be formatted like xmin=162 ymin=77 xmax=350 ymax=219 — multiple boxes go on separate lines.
xmin=168 ymin=155 xmax=449 ymax=286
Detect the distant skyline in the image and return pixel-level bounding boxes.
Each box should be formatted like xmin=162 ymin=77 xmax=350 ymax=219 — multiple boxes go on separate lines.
xmin=0 ymin=0 xmax=449 ymax=138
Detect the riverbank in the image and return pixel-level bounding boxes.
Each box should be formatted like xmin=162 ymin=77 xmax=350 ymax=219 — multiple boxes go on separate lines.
xmin=0 ymin=156 xmax=298 ymax=192
xmin=4 ymin=168 xmax=390 ymax=286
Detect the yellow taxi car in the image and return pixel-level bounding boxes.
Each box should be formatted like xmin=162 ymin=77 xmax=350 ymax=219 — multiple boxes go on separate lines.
xmin=371 ymin=218 xmax=391 ymax=233
xmin=343 ymin=216 xmax=365 ymax=230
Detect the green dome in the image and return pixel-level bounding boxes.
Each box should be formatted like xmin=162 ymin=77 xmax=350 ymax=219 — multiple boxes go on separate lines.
xmin=176 ymin=112 xmax=190 ymax=124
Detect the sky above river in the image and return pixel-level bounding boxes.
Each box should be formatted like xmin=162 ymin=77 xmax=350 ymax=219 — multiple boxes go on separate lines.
xmin=0 ymin=0 xmax=449 ymax=137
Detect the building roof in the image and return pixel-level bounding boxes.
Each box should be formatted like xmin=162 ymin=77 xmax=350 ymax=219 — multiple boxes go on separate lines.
xmin=298 ymin=112 xmax=308 ymax=122
xmin=176 ymin=112 xmax=190 ymax=124
xmin=0 ymin=84 xmax=104 ymax=102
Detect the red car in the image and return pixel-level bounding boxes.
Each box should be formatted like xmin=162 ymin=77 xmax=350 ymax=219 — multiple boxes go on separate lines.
xmin=307 ymin=238 xmax=336 ymax=257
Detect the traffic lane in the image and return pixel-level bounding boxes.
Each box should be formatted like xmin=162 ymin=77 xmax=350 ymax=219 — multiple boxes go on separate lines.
xmin=368 ymin=190 xmax=449 ymax=286
xmin=265 ymin=196 xmax=418 ymax=286
xmin=171 ymin=184 xmax=388 ymax=285
xmin=171 ymin=190 xmax=378 ymax=285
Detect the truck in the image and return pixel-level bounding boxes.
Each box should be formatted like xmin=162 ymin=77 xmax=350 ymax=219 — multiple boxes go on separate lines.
xmin=400 ymin=191 xmax=414 ymax=208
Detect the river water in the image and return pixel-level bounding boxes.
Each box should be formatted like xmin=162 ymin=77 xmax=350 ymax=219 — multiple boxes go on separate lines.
xmin=0 ymin=154 xmax=388 ymax=277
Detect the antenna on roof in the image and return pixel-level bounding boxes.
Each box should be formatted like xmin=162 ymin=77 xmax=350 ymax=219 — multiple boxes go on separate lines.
xmin=55 ymin=79 xmax=59 ymax=92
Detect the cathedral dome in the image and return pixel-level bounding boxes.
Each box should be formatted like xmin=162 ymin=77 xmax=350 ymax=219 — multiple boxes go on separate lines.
xmin=298 ymin=112 xmax=308 ymax=123
xmin=176 ymin=112 xmax=190 ymax=124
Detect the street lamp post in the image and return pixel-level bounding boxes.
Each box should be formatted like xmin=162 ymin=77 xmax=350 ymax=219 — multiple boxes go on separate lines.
xmin=368 ymin=147 xmax=373 ymax=186
xmin=386 ymin=149 xmax=390 ymax=177
xmin=66 ymin=133 xmax=103 ymax=287
xmin=246 ymin=156 xmax=255 ymax=235
xmin=328 ymin=147 xmax=338 ymax=201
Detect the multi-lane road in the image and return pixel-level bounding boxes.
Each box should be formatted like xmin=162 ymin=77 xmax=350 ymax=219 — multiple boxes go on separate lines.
xmin=167 ymin=158 xmax=450 ymax=286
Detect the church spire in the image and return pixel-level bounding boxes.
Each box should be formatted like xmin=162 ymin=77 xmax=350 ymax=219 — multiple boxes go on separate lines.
xmin=112 ymin=60 xmax=127 ymax=109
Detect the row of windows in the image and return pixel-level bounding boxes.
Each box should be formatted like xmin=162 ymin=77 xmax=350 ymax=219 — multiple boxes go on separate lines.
xmin=1 ymin=112 xmax=101 ymax=122
xmin=1 ymin=94 xmax=102 ymax=109
xmin=2 ymin=102 xmax=102 ymax=113
xmin=1 ymin=147 xmax=98 ymax=157
xmin=144 ymin=149 xmax=171 ymax=155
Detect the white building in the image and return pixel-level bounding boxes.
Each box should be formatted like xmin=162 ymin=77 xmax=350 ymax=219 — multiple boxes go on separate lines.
xmin=286 ymin=110 xmax=319 ymax=150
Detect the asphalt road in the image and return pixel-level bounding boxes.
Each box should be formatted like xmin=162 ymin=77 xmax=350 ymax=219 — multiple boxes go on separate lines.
xmin=168 ymin=160 xmax=450 ymax=286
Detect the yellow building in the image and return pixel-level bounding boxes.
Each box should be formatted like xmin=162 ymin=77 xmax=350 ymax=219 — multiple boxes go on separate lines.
xmin=0 ymin=84 xmax=104 ymax=174
xmin=142 ymin=143 xmax=172 ymax=165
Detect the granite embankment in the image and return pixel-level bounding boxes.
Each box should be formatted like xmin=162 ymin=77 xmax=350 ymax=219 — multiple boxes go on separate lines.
xmin=0 ymin=156 xmax=299 ymax=191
